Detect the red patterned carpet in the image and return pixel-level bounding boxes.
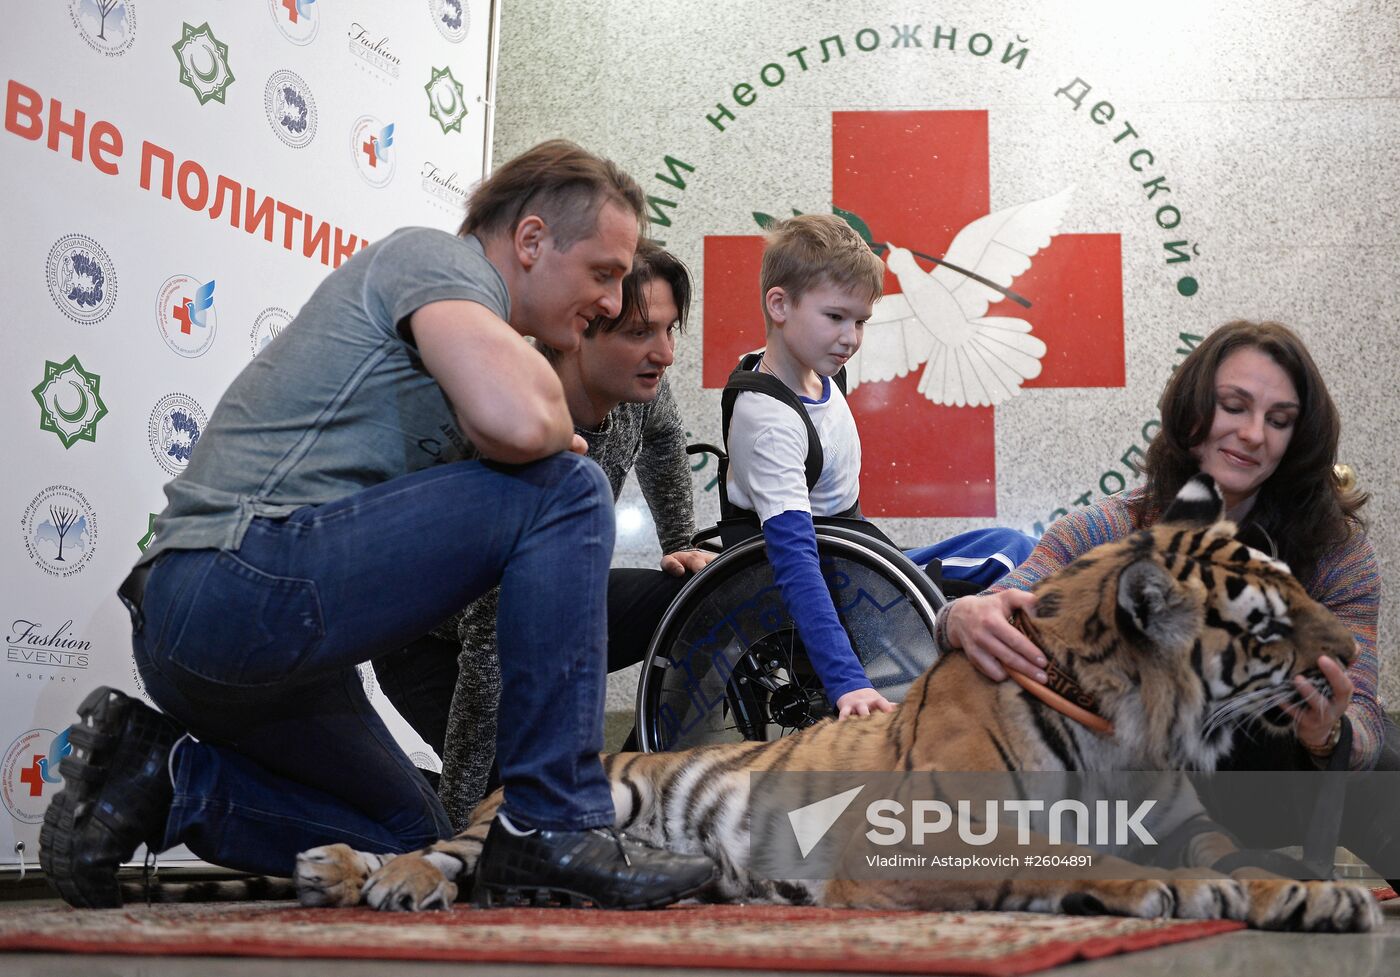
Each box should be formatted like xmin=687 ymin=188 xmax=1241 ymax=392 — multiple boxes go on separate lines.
xmin=0 ymin=902 xmax=1246 ymax=976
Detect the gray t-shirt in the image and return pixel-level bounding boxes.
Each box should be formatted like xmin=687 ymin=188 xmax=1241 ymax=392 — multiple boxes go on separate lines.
xmin=140 ymin=228 xmax=508 ymax=565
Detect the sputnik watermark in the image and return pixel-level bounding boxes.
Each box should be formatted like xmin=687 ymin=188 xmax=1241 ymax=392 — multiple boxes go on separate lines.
xmin=750 ymin=770 xmax=1200 ymax=881
xmin=864 ymin=797 xmax=1157 ymax=847
xmin=862 ymin=853 xmax=1094 ymax=871
xmin=783 ymin=781 xmax=1155 ymax=859
xmin=750 ymin=768 xmax=1400 ymax=881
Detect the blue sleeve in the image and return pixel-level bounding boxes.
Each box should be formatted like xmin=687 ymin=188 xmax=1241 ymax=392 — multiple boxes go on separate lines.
xmin=762 ymin=509 xmax=871 ymax=704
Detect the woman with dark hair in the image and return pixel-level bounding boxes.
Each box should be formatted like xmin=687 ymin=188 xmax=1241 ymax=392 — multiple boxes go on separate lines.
xmin=1144 ymin=320 xmax=1368 ymax=590
xmin=942 ymin=319 xmax=1379 ymax=766
xmin=935 ymin=319 xmax=1396 ymax=877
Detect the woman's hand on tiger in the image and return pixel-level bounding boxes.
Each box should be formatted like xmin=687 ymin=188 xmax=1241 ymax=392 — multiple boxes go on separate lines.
xmin=1285 ymin=654 xmax=1353 ymax=754
xmin=946 ymin=590 xmax=1049 ymax=685
xmin=836 ymin=687 xmax=897 ymax=720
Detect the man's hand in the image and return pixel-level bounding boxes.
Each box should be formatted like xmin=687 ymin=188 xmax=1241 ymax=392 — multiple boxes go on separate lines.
xmin=569 ymin=434 xmax=589 ymax=455
xmin=945 ymin=590 xmax=1048 ymax=684
xmin=836 ymin=687 xmax=897 ymax=720
xmin=660 ymin=549 xmax=715 ymax=577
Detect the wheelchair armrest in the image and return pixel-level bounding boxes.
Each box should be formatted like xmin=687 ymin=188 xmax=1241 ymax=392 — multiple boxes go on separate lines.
xmin=690 ymin=516 xmax=765 ymax=553
xmin=686 ymin=442 xmax=726 ymax=461
xmin=688 ymin=527 xmax=723 ymax=553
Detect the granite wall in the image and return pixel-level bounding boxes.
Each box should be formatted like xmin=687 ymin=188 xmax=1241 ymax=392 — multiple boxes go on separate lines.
xmin=489 ymin=0 xmax=1399 ymax=710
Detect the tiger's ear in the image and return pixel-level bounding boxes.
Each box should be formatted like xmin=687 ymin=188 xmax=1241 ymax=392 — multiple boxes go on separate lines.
xmin=1117 ymin=558 xmax=1197 ymax=650
xmin=1159 ymin=473 xmax=1226 ymax=527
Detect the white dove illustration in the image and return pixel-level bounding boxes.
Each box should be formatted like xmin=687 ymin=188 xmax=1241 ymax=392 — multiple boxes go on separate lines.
xmin=846 ymin=187 xmax=1074 ymax=407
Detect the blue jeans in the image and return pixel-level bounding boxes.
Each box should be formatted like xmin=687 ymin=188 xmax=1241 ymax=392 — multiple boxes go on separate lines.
xmin=129 ymin=453 xmax=616 ymax=876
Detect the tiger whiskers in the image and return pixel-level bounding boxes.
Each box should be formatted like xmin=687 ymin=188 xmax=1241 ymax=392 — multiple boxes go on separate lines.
xmin=1202 ymin=684 xmax=1303 ymax=739
xmin=1204 ymin=685 xmax=1294 ymax=728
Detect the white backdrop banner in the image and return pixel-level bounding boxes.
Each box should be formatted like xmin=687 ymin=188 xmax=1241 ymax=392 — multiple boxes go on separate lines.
xmin=1 ymin=0 xmax=497 ymax=867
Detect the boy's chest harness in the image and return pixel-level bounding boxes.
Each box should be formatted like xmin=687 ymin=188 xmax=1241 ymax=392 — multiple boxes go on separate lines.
xmin=718 ymin=351 xmax=858 ymax=522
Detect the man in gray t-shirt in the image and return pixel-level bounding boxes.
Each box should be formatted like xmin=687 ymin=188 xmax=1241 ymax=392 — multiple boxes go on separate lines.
xmin=374 ymin=243 xmax=716 ymax=829
xmin=41 ymin=141 xmax=714 ymax=913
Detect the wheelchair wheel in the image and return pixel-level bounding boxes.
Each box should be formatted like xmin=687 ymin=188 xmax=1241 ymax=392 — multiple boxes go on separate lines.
xmin=635 ymin=525 xmax=946 ymax=752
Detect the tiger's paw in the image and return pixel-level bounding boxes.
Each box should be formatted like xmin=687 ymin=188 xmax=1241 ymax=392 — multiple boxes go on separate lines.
xmin=1242 ymin=879 xmax=1381 ymax=932
xmin=1059 ymin=879 xmax=1176 ymax=919
xmin=295 ymin=844 xmax=390 ymax=907
xmin=1164 ymin=875 xmax=1249 ymax=921
xmin=362 ymin=853 xmax=457 ymax=912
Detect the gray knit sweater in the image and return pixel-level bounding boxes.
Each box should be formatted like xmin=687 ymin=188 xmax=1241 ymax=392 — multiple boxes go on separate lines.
xmin=434 ymin=378 xmax=694 ymax=828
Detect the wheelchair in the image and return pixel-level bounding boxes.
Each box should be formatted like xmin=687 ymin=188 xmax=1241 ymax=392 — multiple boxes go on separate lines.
xmin=633 ymin=443 xmax=953 ymax=753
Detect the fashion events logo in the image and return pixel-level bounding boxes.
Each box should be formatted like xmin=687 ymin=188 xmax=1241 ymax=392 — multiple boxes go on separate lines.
xmin=421 ymin=161 xmax=471 ymax=212
xmin=428 ymin=0 xmax=468 ymax=43
xmin=32 ymin=355 xmax=108 ymax=449
xmin=172 ymin=21 xmax=234 ymax=105
xmin=2 ymin=729 xmax=70 ymax=824
xmin=351 ymin=115 xmax=396 ymax=188
xmin=148 ymin=393 xmax=207 ymax=477
xmin=8 ymin=618 xmax=93 ymax=672
xmin=264 ymin=70 xmax=317 ymax=149
xmin=21 ymin=485 xmax=98 ymax=578
xmin=348 ymin=21 xmax=401 ymax=80
xmin=156 ymin=275 xmax=218 ymax=358
xmin=269 ymin=0 xmax=319 ymax=46
xmin=46 ymin=233 xmax=117 ymax=325
xmin=69 ymin=0 xmax=137 ymax=58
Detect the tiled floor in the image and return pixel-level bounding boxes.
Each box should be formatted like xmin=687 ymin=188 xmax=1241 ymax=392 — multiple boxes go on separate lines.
xmin=1 ymin=898 xmax=1396 ymax=976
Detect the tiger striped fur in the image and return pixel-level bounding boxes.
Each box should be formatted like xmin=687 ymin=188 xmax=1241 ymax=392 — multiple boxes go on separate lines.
xmin=295 ymin=474 xmax=1381 ymax=931
xmin=117 ymin=875 xmax=297 ymax=904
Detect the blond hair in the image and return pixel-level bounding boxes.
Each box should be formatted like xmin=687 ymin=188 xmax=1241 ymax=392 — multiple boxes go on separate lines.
xmin=759 ymin=214 xmax=884 ymax=326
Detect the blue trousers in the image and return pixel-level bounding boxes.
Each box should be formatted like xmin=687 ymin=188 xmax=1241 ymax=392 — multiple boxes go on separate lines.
xmin=129 ymin=453 xmax=617 ymax=876
xmin=904 ymin=527 xmax=1037 ymax=589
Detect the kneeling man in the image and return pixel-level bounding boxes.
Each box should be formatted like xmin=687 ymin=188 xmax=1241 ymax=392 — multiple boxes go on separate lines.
xmin=41 ymin=142 xmax=715 ymax=911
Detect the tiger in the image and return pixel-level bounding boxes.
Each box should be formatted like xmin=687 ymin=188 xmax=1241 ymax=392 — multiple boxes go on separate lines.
xmin=294 ymin=473 xmax=1381 ymax=932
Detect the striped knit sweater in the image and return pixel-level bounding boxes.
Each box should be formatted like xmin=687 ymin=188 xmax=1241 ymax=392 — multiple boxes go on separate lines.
xmin=988 ymin=488 xmax=1382 ymax=770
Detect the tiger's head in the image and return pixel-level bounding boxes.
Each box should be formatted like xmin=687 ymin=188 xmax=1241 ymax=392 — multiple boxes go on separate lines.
xmin=1028 ymin=473 xmax=1355 ymax=770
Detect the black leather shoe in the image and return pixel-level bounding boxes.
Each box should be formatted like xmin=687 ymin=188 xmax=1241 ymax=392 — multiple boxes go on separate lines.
xmin=471 ymin=817 xmax=715 ymax=910
xmin=39 ymin=686 xmax=182 ymax=908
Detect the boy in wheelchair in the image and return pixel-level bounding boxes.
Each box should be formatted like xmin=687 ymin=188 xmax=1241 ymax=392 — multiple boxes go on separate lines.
xmin=711 ymin=214 xmax=1033 ymax=722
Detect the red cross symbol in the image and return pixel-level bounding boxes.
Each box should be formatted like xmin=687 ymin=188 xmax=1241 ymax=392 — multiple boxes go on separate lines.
xmin=703 ymin=110 xmax=1124 ymax=517
xmin=172 ymin=296 xmax=193 ymax=334
xmin=281 ymin=0 xmax=302 ymax=24
xmin=18 ymin=755 xmax=45 ymax=797
xmin=362 ymin=136 xmax=380 ymax=168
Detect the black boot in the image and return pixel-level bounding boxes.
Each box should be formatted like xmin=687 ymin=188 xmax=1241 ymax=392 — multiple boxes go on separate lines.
xmin=39 ymin=687 xmax=183 ymax=908
xmin=472 ymin=816 xmax=715 ymax=910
